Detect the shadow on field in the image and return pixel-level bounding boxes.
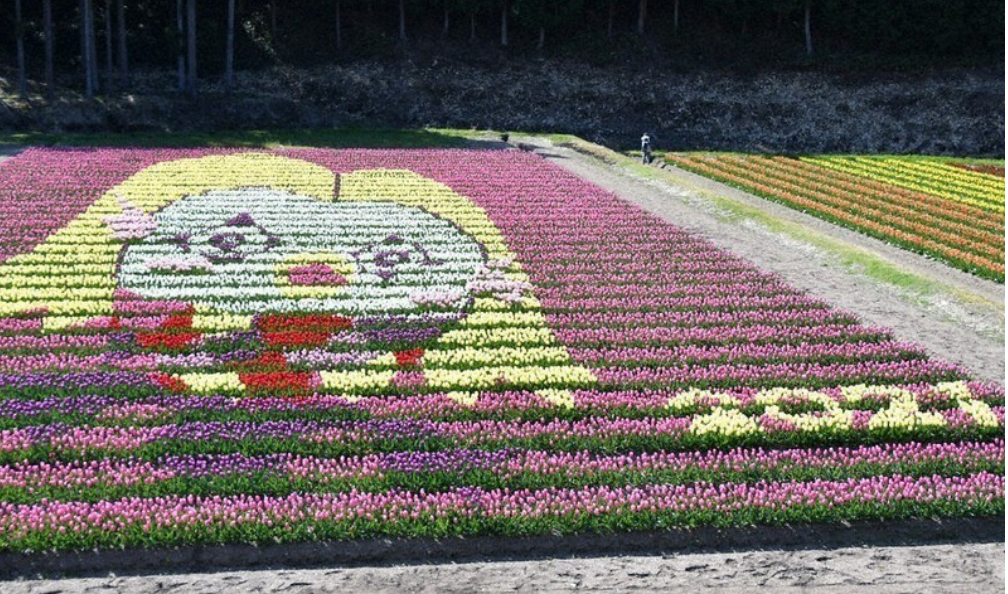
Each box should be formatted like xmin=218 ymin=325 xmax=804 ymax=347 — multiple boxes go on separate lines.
xmin=1 ymin=516 xmax=1002 ymax=580
xmin=0 ymin=128 xmax=509 ymax=150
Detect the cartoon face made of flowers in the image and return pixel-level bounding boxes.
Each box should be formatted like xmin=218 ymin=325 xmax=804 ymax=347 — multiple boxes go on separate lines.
xmin=0 ymin=153 xmax=594 ymax=399
xmin=117 ymin=190 xmax=486 ymax=317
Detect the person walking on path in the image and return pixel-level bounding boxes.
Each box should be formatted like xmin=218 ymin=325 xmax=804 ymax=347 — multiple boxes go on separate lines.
xmin=641 ymin=133 xmax=653 ymax=164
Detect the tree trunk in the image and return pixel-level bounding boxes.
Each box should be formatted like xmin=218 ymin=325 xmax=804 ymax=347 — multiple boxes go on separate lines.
xmin=44 ymin=0 xmax=55 ymax=100
xmin=82 ymin=0 xmax=98 ymax=97
xmin=176 ymin=0 xmax=184 ymax=92
xmin=225 ymin=0 xmax=235 ymax=93
xmin=104 ymin=0 xmax=115 ymax=95
xmin=673 ymin=0 xmax=679 ymax=35
xmin=186 ymin=0 xmax=197 ymax=96
xmin=14 ymin=0 xmax=27 ymax=99
xmin=271 ymin=0 xmax=277 ymax=37
xmin=442 ymin=4 xmax=450 ymax=37
xmin=335 ymin=0 xmax=342 ymax=50
xmin=607 ymin=2 xmax=613 ymax=38
xmin=537 ymin=27 xmax=544 ymax=50
xmin=469 ymin=11 xmax=476 ymax=41
xmin=500 ymin=0 xmax=509 ymax=47
xmin=637 ymin=0 xmax=646 ymax=35
xmin=804 ymin=0 xmax=813 ymax=57
xmin=89 ymin=0 xmax=100 ymax=93
xmin=399 ymin=0 xmax=407 ymax=43
xmin=81 ymin=0 xmax=91 ymax=97
xmin=117 ymin=0 xmax=128 ymax=90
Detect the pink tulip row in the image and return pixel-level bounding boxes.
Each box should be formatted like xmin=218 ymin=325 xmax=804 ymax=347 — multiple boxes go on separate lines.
xmin=0 ymin=472 xmax=1001 ymax=546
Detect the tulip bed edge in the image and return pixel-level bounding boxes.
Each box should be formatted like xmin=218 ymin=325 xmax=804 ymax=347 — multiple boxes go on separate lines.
xmin=0 ymin=147 xmax=1002 ymax=553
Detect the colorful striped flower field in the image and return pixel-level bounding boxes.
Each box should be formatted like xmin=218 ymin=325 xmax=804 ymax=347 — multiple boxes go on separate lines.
xmin=0 ymin=148 xmax=1002 ymax=552
xmin=664 ymin=153 xmax=1005 ymax=282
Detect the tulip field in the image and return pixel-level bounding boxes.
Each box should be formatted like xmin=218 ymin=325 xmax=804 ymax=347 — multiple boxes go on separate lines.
xmin=664 ymin=154 xmax=1006 ymax=282
xmin=0 ymin=147 xmax=1002 ymax=553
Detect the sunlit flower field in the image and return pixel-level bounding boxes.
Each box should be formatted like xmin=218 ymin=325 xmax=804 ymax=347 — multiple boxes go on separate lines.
xmin=0 ymin=148 xmax=1001 ymax=552
xmin=665 ymin=153 xmax=1005 ymax=282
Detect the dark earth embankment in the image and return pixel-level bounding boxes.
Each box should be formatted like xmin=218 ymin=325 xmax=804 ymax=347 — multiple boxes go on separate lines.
xmin=1 ymin=60 xmax=1003 ymax=155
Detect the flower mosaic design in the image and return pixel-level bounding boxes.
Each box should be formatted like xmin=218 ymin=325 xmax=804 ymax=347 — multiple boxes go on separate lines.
xmin=0 ymin=148 xmax=1000 ymax=553
xmin=352 ymin=233 xmax=446 ymax=283
xmin=117 ymin=188 xmax=485 ymax=317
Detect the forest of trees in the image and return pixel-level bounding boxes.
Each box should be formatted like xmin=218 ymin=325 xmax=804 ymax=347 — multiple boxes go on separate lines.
xmin=3 ymin=0 xmax=1004 ymax=99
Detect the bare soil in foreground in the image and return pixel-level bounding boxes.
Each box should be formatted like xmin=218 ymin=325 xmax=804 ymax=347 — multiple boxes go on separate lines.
xmin=3 ymin=542 xmax=1004 ymax=594
xmin=0 ymin=141 xmax=1003 ymax=592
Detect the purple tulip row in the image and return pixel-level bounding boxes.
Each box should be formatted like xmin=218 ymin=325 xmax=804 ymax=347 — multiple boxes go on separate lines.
xmin=0 ymin=440 xmax=1000 ymax=492
xmin=0 ymin=340 xmax=927 ymax=375
xmin=0 ymin=380 xmax=1002 ymax=422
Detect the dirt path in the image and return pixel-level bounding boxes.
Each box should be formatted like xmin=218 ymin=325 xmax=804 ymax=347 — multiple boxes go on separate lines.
xmin=4 ymin=542 xmax=1003 ymax=593
xmin=522 ymin=139 xmax=1004 ymax=384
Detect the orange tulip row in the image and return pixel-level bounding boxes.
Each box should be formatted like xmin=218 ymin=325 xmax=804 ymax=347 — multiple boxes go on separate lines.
xmin=948 ymin=162 xmax=1005 ymax=178
xmin=802 ymin=157 xmax=1003 ymax=213
xmin=766 ymin=156 xmax=1003 ymax=231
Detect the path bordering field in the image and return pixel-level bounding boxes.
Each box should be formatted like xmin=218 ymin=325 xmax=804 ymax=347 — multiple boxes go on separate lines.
xmin=5 ymin=542 xmax=1005 ymax=594
xmin=523 ymin=137 xmax=1004 ymax=384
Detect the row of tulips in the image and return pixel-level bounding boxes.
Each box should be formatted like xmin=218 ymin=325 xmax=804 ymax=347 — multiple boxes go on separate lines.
xmin=665 ymin=153 xmax=1004 ymax=281
xmin=0 ymin=383 xmax=1002 ymax=429
xmin=803 ymin=156 xmax=1004 ymax=212
xmin=948 ymin=162 xmax=1005 ymax=178
xmin=0 ymin=441 xmax=1001 ymax=510
xmin=0 ymin=147 xmax=1001 ymax=552
xmin=0 ymin=473 xmax=1002 ymax=552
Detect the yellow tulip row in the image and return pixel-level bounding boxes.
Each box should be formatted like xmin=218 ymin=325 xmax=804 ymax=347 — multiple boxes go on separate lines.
xmin=804 ymin=156 xmax=1005 ymax=212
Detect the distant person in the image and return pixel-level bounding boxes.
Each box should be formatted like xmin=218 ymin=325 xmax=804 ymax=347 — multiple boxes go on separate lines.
xmin=641 ymin=133 xmax=653 ymax=164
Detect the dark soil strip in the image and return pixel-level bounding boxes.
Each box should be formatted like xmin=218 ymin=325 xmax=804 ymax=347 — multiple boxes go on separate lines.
xmin=948 ymin=162 xmax=1006 ymax=178
xmin=0 ymin=516 xmax=1002 ymax=580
